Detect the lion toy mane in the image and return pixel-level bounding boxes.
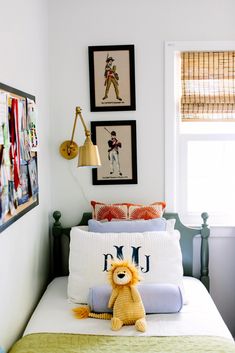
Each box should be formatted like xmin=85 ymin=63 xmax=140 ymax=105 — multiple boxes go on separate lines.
xmin=73 ymin=259 xmax=147 ymax=332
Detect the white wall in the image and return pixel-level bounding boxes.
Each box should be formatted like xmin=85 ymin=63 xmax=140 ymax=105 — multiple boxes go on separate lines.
xmin=209 ymin=229 xmax=235 ymax=335
xmin=49 ymin=0 xmax=235 ymax=337
xmin=49 ymin=0 xmax=235 ymax=225
xmin=0 ymin=0 xmax=51 ymax=351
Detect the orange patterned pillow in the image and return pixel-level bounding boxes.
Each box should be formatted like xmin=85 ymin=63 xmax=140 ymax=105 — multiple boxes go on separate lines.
xmin=91 ymin=201 xmax=128 ymax=221
xmin=128 ymin=202 xmax=166 ymax=220
xmin=91 ymin=201 xmax=166 ymax=221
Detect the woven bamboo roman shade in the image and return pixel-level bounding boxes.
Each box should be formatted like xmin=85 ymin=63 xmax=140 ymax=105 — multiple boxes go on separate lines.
xmin=181 ymin=51 xmax=235 ymax=121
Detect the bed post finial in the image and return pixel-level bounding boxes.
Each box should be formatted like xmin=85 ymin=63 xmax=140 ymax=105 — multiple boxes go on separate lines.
xmin=201 ymin=212 xmax=209 ymax=227
xmin=53 ymin=210 xmax=62 ymax=227
xmin=200 ymin=212 xmax=210 ymax=292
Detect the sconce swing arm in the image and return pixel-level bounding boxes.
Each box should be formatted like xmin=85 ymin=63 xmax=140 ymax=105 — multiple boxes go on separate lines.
xmin=59 ymin=106 xmax=101 ymax=168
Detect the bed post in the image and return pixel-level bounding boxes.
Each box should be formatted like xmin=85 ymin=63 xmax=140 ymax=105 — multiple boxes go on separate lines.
xmin=52 ymin=210 xmax=63 ymax=277
xmin=200 ymin=212 xmax=210 ymax=292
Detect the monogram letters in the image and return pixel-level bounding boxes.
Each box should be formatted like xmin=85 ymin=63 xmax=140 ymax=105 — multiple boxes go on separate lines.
xmin=103 ymin=245 xmax=150 ymax=273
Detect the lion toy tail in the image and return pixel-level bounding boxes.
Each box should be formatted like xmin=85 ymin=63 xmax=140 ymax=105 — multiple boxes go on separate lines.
xmin=73 ymin=306 xmax=112 ymax=320
xmin=73 ymin=306 xmax=90 ymax=319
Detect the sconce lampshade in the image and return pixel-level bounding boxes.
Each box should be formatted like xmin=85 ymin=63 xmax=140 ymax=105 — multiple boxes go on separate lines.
xmin=78 ymin=135 xmax=101 ymax=168
xmin=59 ymin=106 xmax=101 ymax=168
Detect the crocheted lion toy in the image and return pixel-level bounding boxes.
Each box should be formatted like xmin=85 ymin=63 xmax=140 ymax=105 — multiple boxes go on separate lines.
xmin=73 ymin=259 xmax=147 ymax=332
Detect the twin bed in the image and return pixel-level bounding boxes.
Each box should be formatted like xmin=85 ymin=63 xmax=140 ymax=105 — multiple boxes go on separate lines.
xmin=9 ymin=210 xmax=235 ymax=353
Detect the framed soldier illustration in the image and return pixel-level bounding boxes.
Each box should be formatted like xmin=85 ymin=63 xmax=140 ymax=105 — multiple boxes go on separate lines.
xmin=88 ymin=45 xmax=136 ymax=111
xmin=91 ymin=120 xmax=137 ymax=185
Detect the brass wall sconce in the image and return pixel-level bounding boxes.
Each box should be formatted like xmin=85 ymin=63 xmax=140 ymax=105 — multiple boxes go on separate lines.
xmin=59 ymin=106 xmax=101 ymax=167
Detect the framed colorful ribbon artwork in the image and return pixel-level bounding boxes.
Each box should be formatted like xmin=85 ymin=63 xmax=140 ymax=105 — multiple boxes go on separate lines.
xmin=0 ymin=82 xmax=39 ymax=232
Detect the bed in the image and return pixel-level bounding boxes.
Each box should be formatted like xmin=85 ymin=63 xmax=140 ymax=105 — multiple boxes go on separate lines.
xmin=9 ymin=210 xmax=235 ymax=353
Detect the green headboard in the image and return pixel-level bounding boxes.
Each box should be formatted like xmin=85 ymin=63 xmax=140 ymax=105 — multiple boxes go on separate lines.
xmin=51 ymin=211 xmax=210 ymax=291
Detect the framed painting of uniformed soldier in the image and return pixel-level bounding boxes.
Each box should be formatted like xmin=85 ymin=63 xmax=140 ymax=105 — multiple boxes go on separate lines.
xmin=91 ymin=120 xmax=137 ymax=185
xmin=88 ymin=45 xmax=136 ymax=111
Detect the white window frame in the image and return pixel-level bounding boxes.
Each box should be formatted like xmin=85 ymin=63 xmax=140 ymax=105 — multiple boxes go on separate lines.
xmin=165 ymin=41 xmax=235 ymax=225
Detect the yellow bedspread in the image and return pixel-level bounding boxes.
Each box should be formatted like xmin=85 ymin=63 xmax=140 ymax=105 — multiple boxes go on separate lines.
xmin=9 ymin=333 xmax=235 ymax=353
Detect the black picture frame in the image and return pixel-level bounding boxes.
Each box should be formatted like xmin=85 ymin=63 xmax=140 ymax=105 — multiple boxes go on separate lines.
xmin=91 ymin=120 xmax=137 ymax=185
xmin=89 ymin=45 xmax=136 ymax=112
xmin=0 ymin=82 xmax=39 ymax=233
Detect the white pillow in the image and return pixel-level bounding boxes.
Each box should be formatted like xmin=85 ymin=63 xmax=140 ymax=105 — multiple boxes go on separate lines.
xmin=77 ymin=225 xmax=88 ymax=231
xmin=68 ymin=228 xmax=184 ymax=304
xmin=166 ymin=219 xmax=176 ymax=233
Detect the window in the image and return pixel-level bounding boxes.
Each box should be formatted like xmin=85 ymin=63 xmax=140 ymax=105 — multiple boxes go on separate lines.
xmin=165 ymin=42 xmax=235 ymax=225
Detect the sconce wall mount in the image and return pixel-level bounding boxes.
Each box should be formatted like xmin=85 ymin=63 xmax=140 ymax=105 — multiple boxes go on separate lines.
xmin=59 ymin=140 xmax=79 ymax=160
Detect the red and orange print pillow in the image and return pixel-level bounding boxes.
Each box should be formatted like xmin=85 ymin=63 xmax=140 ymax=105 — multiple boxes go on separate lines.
xmin=91 ymin=200 xmax=166 ymax=221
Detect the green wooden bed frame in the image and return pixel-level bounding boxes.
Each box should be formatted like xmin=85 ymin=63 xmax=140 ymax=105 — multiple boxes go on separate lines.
xmin=51 ymin=211 xmax=210 ymax=291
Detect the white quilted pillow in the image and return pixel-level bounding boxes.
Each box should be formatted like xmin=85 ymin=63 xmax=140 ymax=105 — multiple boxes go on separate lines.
xmin=68 ymin=228 xmax=184 ymax=304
